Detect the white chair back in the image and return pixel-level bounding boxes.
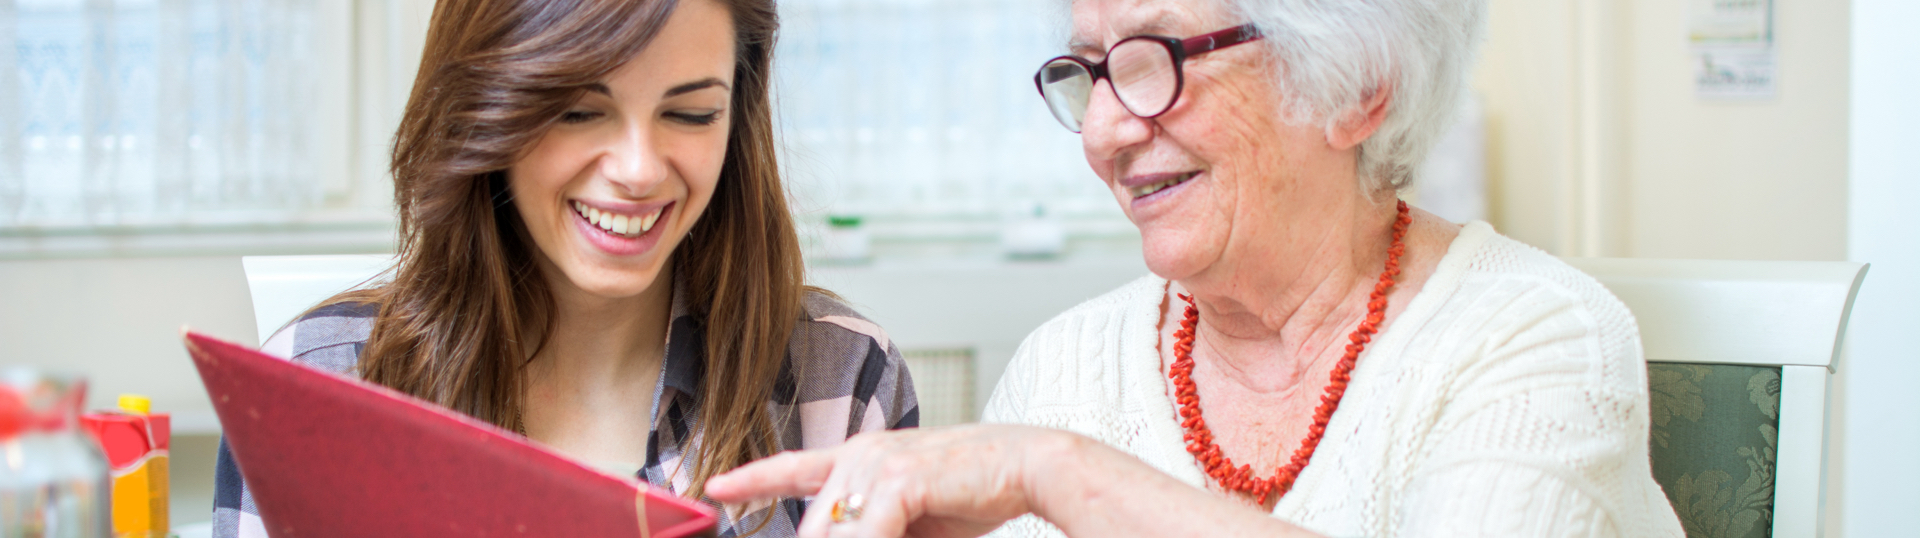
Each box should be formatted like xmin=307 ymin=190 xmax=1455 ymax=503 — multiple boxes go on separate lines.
xmin=1565 ymin=257 xmax=1868 ymax=538
xmin=241 ymin=255 xmax=395 ymax=344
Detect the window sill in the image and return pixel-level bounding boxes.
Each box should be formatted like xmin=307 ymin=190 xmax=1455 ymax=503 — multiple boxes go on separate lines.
xmin=0 ymin=212 xmax=1144 ymax=262
xmin=0 ymin=213 xmax=397 ymax=260
xmin=799 ymin=215 xmax=1143 ymax=263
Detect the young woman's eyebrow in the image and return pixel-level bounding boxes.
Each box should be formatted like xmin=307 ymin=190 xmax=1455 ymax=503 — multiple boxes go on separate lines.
xmin=575 ymin=79 xmax=727 ymax=99
xmin=665 ymin=78 xmax=729 ymax=98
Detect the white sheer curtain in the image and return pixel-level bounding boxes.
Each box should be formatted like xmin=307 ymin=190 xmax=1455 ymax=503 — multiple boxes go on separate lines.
xmin=772 ymin=0 xmax=1124 ymax=231
xmin=2 ymin=0 xmax=322 ymax=229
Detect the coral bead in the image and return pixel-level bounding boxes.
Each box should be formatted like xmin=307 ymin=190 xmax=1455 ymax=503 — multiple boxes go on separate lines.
xmin=1170 ymin=201 xmax=1409 ymax=502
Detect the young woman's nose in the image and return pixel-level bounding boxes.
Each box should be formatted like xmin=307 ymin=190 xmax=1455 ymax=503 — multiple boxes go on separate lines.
xmin=599 ymin=126 xmax=670 ymax=194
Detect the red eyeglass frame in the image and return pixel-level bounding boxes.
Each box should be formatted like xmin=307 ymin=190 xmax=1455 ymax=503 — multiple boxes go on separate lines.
xmin=1033 ymin=23 xmax=1264 ymax=127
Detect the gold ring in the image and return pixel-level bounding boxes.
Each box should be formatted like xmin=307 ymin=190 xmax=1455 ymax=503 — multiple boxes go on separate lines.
xmin=829 ymin=493 xmax=865 ymax=523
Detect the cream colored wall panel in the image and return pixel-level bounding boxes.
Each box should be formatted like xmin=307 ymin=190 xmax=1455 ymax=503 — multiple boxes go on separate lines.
xmin=1844 ymin=0 xmax=1920 ymax=535
xmin=0 ymin=257 xmax=256 ymax=432
xmin=1475 ymin=0 xmax=1580 ymax=253
xmin=1477 ymin=0 xmax=1849 ymax=262
xmin=1624 ymin=0 xmax=1850 ymax=261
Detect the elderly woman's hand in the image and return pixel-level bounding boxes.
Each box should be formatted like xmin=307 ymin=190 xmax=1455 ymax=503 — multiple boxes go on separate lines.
xmin=706 ymin=424 xmax=1318 ymax=538
xmin=706 ymin=424 xmax=1062 ymax=538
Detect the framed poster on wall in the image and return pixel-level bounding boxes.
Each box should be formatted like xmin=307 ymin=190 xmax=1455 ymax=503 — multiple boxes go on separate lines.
xmin=1690 ymin=0 xmax=1776 ymax=99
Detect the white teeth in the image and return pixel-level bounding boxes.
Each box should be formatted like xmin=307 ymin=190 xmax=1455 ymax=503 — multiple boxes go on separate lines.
xmin=640 ymin=210 xmax=660 ymax=233
xmin=573 ymin=201 xmax=665 ymax=237
xmin=1129 ymin=172 xmax=1195 ymax=198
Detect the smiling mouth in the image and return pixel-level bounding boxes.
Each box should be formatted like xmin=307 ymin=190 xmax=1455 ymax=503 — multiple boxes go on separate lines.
xmin=1128 ymin=171 xmax=1198 ymax=199
xmin=571 ymin=201 xmax=665 ymax=238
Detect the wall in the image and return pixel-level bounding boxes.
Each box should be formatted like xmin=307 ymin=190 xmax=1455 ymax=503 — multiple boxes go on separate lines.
xmin=1843 ymin=1 xmax=1920 ymax=535
xmin=1625 ymin=0 xmax=1851 ymax=261
xmin=1474 ymin=0 xmax=1580 ymax=252
xmin=1478 ymin=0 xmax=1851 ymax=261
xmin=809 ymin=253 xmax=1148 ymax=415
xmin=0 ymin=257 xmax=258 ymax=420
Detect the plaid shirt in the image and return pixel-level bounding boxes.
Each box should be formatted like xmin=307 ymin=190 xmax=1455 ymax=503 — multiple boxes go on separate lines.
xmin=212 ymin=287 xmax=919 ymax=537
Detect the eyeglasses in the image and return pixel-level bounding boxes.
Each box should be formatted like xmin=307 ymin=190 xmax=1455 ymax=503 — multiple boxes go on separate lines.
xmin=1033 ymin=24 xmax=1263 ymax=133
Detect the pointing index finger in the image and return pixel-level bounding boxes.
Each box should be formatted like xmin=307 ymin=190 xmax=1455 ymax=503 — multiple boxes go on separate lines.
xmin=705 ymin=449 xmax=839 ymax=503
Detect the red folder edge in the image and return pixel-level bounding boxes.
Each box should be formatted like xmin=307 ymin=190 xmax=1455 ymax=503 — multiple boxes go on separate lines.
xmin=185 ymin=330 xmax=717 ymax=538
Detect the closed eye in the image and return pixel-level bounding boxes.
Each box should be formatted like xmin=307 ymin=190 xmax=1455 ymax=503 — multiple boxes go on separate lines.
xmin=559 ymin=110 xmax=603 ymax=124
xmin=666 ymin=110 xmax=724 ymax=126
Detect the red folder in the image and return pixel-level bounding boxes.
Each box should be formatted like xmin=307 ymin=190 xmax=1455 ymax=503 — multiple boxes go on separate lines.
xmin=184 ymin=331 xmax=717 ymax=538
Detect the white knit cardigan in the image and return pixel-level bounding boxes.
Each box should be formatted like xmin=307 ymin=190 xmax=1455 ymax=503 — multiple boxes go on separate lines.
xmin=982 ymin=222 xmax=1685 ymax=538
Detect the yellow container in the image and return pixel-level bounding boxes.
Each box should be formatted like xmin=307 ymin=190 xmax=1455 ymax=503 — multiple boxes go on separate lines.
xmin=81 ymin=394 xmax=171 ymax=537
xmin=108 ymin=454 xmax=169 ymax=536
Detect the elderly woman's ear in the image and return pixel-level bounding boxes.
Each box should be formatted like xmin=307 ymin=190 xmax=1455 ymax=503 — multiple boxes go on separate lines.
xmin=1326 ymin=84 xmax=1394 ymax=150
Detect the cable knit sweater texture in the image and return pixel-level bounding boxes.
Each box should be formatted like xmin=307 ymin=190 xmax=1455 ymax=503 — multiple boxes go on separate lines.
xmin=981 ymin=222 xmax=1684 ymax=538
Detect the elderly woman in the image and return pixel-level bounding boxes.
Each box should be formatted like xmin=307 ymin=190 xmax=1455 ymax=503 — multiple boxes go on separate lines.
xmin=710 ymin=0 xmax=1685 ymax=536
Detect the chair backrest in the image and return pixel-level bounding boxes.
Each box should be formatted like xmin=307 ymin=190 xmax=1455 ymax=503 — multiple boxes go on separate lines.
xmin=1564 ymin=258 xmax=1867 ymax=538
xmin=241 ymin=255 xmax=395 ymax=344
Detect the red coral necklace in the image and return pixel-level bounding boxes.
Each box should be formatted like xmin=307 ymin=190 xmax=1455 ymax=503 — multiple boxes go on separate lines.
xmin=1169 ymin=200 xmax=1411 ymax=504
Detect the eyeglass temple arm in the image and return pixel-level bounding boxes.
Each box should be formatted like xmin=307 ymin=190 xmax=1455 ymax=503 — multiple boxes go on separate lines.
xmin=1181 ymin=24 xmax=1263 ymax=56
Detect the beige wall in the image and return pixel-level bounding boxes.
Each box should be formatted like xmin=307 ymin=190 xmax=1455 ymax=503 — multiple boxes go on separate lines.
xmin=1478 ymin=0 xmax=1850 ymax=261
xmin=0 ymin=257 xmax=257 ymax=418
xmin=1477 ymin=0 xmax=1583 ymax=253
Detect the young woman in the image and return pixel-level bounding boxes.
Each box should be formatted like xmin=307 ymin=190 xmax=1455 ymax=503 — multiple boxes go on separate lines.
xmin=210 ymin=0 xmax=918 ymax=536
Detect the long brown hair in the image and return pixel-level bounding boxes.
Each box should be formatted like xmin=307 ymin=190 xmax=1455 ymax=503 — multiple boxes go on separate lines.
xmin=329 ymin=0 xmax=798 ymax=498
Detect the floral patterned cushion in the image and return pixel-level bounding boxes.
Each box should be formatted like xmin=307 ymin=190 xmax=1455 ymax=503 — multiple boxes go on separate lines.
xmin=1648 ymin=363 xmax=1782 ymax=538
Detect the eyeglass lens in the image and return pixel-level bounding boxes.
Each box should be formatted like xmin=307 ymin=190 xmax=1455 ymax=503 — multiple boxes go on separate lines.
xmin=1040 ymin=60 xmax=1093 ymax=131
xmin=1038 ymin=38 xmax=1179 ymax=133
xmin=1108 ymin=39 xmax=1178 ymax=116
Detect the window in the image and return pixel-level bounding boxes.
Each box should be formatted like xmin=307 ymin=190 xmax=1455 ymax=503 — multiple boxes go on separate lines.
xmin=772 ymin=0 xmax=1133 ymax=250
xmin=1 ymin=0 xmax=409 ymax=258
